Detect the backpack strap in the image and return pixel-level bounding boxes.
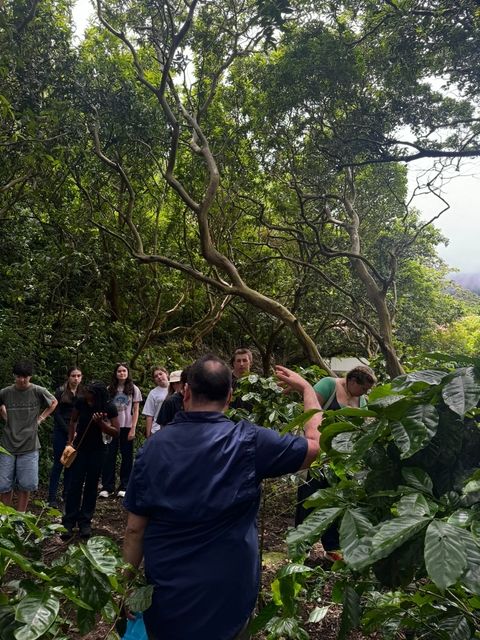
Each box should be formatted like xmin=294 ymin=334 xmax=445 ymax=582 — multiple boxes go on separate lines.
xmin=322 ymin=387 xmax=337 ymax=410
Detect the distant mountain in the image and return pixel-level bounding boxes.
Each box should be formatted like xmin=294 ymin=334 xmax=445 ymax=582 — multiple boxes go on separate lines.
xmin=451 ymin=273 xmax=480 ymax=295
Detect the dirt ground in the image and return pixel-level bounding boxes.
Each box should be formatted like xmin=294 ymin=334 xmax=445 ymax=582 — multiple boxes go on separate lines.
xmin=35 ymin=480 xmax=375 ymax=640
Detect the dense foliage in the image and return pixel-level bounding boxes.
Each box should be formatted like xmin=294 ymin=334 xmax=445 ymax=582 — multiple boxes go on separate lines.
xmin=1 ymin=0 xmax=480 ymax=381
xmin=0 ymin=502 xmax=151 ymax=639
xmin=239 ymin=358 xmax=480 ymax=639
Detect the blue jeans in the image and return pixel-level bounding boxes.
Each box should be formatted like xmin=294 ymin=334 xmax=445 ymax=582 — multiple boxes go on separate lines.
xmin=102 ymin=429 xmax=133 ymax=492
xmin=63 ymin=447 xmax=105 ymax=530
xmin=48 ymin=426 xmax=71 ymax=503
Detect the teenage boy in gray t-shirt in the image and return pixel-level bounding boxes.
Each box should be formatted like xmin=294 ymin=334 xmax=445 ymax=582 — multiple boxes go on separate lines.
xmin=0 ymin=360 xmax=57 ymax=511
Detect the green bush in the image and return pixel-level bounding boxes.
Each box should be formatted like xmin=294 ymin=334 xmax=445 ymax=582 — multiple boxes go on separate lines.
xmin=245 ymin=360 xmax=480 ymax=639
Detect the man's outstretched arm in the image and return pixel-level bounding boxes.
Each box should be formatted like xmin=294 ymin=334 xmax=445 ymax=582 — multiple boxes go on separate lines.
xmin=275 ymin=366 xmax=322 ymax=469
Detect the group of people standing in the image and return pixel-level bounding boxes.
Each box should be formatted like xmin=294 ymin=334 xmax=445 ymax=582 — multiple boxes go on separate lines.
xmin=0 ymin=351 xmax=377 ymax=640
xmin=0 ymin=359 xmax=190 ymax=539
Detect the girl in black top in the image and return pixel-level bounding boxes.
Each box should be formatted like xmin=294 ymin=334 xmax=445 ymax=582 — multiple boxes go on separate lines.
xmin=61 ymin=382 xmax=119 ymax=540
xmin=48 ymin=367 xmax=83 ymax=507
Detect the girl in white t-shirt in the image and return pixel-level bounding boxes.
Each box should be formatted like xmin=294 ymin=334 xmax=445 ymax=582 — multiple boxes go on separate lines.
xmin=99 ymin=362 xmax=142 ymax=498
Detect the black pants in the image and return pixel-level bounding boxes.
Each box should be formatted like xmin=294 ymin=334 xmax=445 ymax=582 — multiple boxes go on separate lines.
xmin=295 ymin=471 xmax=339 ymax=551
xmin=102 ymin=429 xmax=133 ymax=492
xmin=48 ymin=426 xmax=71 ymax=503
xmin=63 ymin=447 xmax=105 ymax=530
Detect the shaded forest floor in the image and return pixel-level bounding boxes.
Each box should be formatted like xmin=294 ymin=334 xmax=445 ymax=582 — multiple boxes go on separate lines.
xmin=34 ymin=480 xmax=376 ymax=639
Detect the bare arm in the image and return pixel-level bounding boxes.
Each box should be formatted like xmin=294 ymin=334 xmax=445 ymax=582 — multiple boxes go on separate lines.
xmin=0 ymin=405 xmax=6 ymax=421
xmin=145 ymin=415 xmax=153 ymax=438
xmin=275 ymin=366 xmax=322 ymax=470
xmin=123 ymin=512 xmax=148 ymax=573
xmin=93 ymin=413 xmax=120 ymax=438
xmin=128 ymin=402 xmax=140 ymax=441
xmin=38 ymin=397 xmax=58 ymax=424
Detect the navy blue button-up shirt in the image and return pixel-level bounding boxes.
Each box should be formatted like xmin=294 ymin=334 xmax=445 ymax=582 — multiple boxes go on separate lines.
xmin=124 ymin=411 xmax=308 ymax=640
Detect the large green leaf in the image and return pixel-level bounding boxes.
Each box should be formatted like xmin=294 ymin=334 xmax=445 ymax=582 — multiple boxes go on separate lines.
xmin=281 ymin=409 xmax=320 ymax=435
xmin=331 ymin=431 xmax=356 ymax=454
xmin=395 ymin=493 xmax=436 ymax=517
xmin=248 ymin=602 xmax=278 ymax=636
xmin=366 ymin=383 xmax=394 ymax=402
xmin=347 ymin=516 xmax=430 ymax=571
xmin=78 ymin=566 xmax=111 ymax=610
xmin=276 ymin=563 xmax=313 ymax=578
xmin=437 ymin=615 xmax=472 ymax=640
xmin=14 ymin=594 xmax=59 ymax=640
xmin=126 ymin=585 xmax=154 ymax=612
xmin=286 ymin=508 xmax=343 ymax=547
xmin=326 ymin=407 xmax=378 ymax=418
xmin=0 ymin=548 xmax=50 ymax=581
xmin=391 ymin=404 xmax=438 ymax=458
xmin=392 ymin=370 xmax=446 ymax=391
xmin=338 ymin=585 xmax=360 ymax=640
xmin=424 ymin=521 xmax=467 ymax=590
xmin=371 ymin=516 xmax=431 ymax=558
xmin=76 ymin=607 xmax=95 ymax=637
xmin=0 ymin=606 xmax=20 ymax=640
xmin=349 ymin=420 xmax=386 ymax=464
xmin=80 ymin=537 xmax=120 ymax=576
xmin=459 ymin=531 xmax=480 ymax=595
xmin=319 ymin=422 xmax=357 ymax=452
xmin=401 ymin=467 xmax=434 ymax=496
xmin=339 ymin=509 xmax=373 ymax=558
xmin=442 ymin=367 xmax=480 ymax=416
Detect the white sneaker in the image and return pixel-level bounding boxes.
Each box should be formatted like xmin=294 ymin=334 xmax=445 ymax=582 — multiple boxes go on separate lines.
xmin=117 ymin=490 xmax=126 ymax=498
xmin=99 ymin=490 xmax=110 ymax=498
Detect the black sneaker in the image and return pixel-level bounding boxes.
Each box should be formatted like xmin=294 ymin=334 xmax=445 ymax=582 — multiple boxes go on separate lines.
xmin=60 ymin=529 xmax=73 ymax=541
xmin=79 ymin=525 xmax=92 ymax=540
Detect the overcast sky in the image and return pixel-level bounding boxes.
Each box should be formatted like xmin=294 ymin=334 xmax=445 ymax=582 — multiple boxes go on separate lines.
xmin=72 ymin=1 xmax=480 ymax=275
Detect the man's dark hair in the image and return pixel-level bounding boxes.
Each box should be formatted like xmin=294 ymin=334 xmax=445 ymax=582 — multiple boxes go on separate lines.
xmin=187 ymin=355 xmax=232 ymax=404
xmin=13 ymin=360 xmax=34 ymax=377
xmin=180 ymin=367 xmax=190 ymax=385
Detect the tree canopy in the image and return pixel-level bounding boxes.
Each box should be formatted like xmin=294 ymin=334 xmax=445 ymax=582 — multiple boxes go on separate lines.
xmin=1 ymin=0 xmax=479 ymax=380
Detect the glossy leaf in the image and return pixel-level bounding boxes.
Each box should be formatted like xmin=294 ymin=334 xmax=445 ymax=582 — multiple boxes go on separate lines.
xmin=395 ymin=493 xmax=435 ymax=517
xmin=391 ymin=404 xmax=438 ymax=458
xmin=459 ymin=531 xmax=480 ymax=595
xmin=424 ymin=521 xmax=467 ymax=590
xmin=437 ymin=615 xmax=472 ymax=640
xmin=347 ymin=516 xmax=430 ymax=571
xmin=338 ymin=586 xmax=360 ymax=640
xmin=392 ymin=369 xmax=446 ymax=390
xmin=308 ymin=606 xmax=330 ymax=623
xmin=339 ymin=509 xmax=373 ymax=558
xmin=80 ymin=537 xmax=122 ymax=576
xmin=126 ymin=585 xmax=154 ymax=612
xmin=442 ymin=367 xmax=480 ymax=416
xmin=280 ymin=409 xmax=321 ymax=435
xmin=401 ymin=467 xmax=434 ymax=496
xmin=319 ymin=422 xmax=357 ymax=452
xmin=286 ymin=508 xmax=343 ymax=547
xmin=14 ymin=594 xmax=59 ymax=640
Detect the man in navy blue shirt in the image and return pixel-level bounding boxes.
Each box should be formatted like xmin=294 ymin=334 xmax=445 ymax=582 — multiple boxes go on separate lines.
xmin=123 ymin=354 xmax=322 ymax=640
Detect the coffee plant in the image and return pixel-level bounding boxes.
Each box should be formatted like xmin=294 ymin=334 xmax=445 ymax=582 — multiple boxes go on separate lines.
xmin=244 ymin=360 xmax=480 ymax=639
xmin=0 ymin=502 xmax=151 ymax=639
